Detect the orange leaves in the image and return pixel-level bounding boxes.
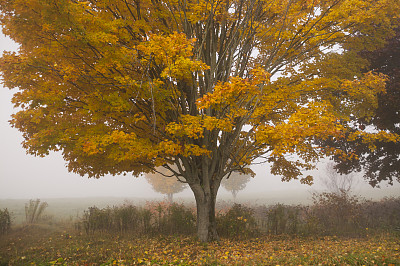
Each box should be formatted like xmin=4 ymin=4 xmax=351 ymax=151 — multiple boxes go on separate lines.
xmin=137 ymin=32 xmax=209 ymax=81
xmin=203 ymin=116 xmax=233 ymax=132
xmin=158 ymin=140 xmax=210 ymax=158
xmin=166 ymin=115 xmax=233 ymax=139
xmin=196 ymin=67 xmax=270 ymax=112
xmin=137 ymin=32 xmax=194 ymax=60
xmin=257 ymin=101 xmax=343 ymax=155
xmin=166 ymin=117 xmax=203 ymax=140
xmin=347 ymin=131 xmax=400 ymax=151
xmin=79 ymin=130 xmax=158 ymax=162
xmin=254 ymin=101 xmax=348 ymax=182
xmin=341 ymin=71 xmax=388 ymax=119
xmin=164 ymin=115 xmax=235 ymax=157
xmin=186 ymin=0 xmax=231 ymax=23
xmin=183 ymin=144 xmax=211 ymax=157
xmin=250 ymin=67 xmax=272 ymax=85
xmin=82 ymin=139 xmax=102 ymax=156
xmin=157 ymin=140 xmax=182 ymax=157
xmin=79 ymin=128 xmax=214 ymax=162
xmin=161 ymin=57 xmax=205 ymax=81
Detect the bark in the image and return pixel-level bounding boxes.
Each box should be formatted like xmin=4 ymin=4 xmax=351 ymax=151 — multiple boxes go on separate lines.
xmin=190 ymin=183 xmax=220 ymax=242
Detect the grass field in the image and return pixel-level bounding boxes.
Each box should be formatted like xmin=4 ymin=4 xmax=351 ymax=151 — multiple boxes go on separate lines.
xmin=1 ymin=224 xmax=399 ymax=265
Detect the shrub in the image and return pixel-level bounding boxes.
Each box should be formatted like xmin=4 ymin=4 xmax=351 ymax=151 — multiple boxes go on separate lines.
xmin=217 ymin=204 xmax=258 ymax=239
xmin=266 ymin=204 xmax=304 ymax=235
xmin=308 ymin=191 xmax=363 ymax=236
xmin=0 ymin=208 xmax=11 ymax=235
xmin=25 ymin=199 xmax=48 ymax=224
xmin=145 ymin=201 xmax=196 ymax=235
xmin=75 ymin=196 xmax=400 ymax=238
xmin=78 ymin=201 xmax=196 ymax=236
xmin=81 ymin=206 xmax=117 ymax=234
xmin=137 ymin=208 xmax=152 ymax=234
xmin=359 ymin=197 xmax=400 ymax=232
xmin=113 ymin=204 xmax=140 ymax=234
xmin=164 ymin=203 xmax=196 ymax=235
xmin=252 ymin=204 xmax=307 ymax=235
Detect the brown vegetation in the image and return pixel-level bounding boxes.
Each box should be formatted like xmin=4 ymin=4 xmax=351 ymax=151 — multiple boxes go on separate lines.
xmin=0 ymin=195 xmax=399 ymax=264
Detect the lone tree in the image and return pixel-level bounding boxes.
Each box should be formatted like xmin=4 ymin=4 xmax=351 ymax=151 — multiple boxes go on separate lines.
xmin=1 ymin=0 xmax=399 ymax=241
xmin=222 ymin=172 xmax=250 ymax=201
xmin=145 ymin=167 xmax=187 ymax=202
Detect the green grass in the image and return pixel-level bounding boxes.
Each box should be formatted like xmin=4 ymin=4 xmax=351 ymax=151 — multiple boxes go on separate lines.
xmin=1 ymin=224 xmax=399 ymax=265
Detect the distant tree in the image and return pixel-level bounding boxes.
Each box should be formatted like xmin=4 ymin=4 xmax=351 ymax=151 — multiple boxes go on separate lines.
xmin=222 ymin=172 xmax=251 ymax=201
xmin=319 ymin=162 xmax=357 ymax=195
xmin=145 ymin=167 xmax=187 ymax=203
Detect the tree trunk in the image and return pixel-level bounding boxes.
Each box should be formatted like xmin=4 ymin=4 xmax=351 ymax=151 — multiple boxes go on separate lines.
xmin=190 ymin=183 xmax=219 ymax=242
xmin=232 ymin=190 xmax=238 ymax=202
xmin=167 ymin=193 xmax=173 ymax=203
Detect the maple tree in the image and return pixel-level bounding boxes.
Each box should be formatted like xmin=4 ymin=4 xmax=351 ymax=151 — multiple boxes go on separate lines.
xmin=222 ymin=172 xmax=250 ymax=201
xmin=322 ymin=24 xmax=400 ymax=187
xmin=145 ymin=166 xmax=187 ymax=202
xmin=1 ymin=0 xmax=399 ymax=242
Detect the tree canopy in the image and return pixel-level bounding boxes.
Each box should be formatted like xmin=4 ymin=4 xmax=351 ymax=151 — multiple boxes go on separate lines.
xmin=1 ymin=0 xmax=399 ymax=242
xmin=323 ymin=24 xmax=400 ymax=187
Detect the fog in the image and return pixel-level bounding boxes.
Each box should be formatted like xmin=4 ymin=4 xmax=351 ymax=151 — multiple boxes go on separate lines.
xmin=1 ymin=31 xmax=398 ymax=202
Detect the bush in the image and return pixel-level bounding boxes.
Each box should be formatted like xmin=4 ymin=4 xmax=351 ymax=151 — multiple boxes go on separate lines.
xmin=359 ymin=197 xmax=400 ymax=232
xmin=76 ymin=196 xmax=400 ymax=238
xmin=78 ymin=202 xmax=195 ymax=236
xmin=252 ymin=204 xmax=307 ymax=236
xmin=113 ymin=204 xmax=140 ymax=233
xmin=308 ymin=192 xmax=363 ymax=236
xmin=25 ymin=199 xmax=48 ymax=224
xmin=164 ymin=203 xmax=196 ymax=235
xmin=0 ymin=208 xmax=11 ymax=235
xmin=76 ymin=206 xmax=112 ymax=235
xmin=217 ymin=204 xmax=258 ymax=239
xmin=266 ymin=204 xmax=304 ymax=235
xmin=144 ymin=201 xmax=196 ymax=235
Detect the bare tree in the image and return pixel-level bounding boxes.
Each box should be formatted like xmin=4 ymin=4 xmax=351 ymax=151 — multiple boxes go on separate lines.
xmin=320 ymin=162 xmax=358 ymax=195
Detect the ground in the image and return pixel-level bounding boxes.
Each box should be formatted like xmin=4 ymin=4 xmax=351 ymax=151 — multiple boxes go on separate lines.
xmin=0 ymin=224 xmax=399 ymax=265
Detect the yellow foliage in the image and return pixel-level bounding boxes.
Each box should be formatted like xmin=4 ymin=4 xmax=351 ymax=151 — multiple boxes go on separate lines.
xmin=0 ymin=0 xmax=399 ymax=183
xmin=137 ymin=32 xmax=209 ymax=81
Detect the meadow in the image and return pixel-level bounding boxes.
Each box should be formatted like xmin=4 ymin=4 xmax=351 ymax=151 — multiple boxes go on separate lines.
xmin=1 ymin=194 xmax=399 ymax=265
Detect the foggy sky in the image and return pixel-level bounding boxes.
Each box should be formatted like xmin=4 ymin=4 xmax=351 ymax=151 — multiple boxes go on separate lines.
xmin=1 ymin=31 xmax=398 ymax=201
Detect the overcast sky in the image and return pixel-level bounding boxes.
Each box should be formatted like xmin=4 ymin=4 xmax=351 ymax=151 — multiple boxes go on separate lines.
xmin=1 ymin=30 xmax=398 ymax=201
